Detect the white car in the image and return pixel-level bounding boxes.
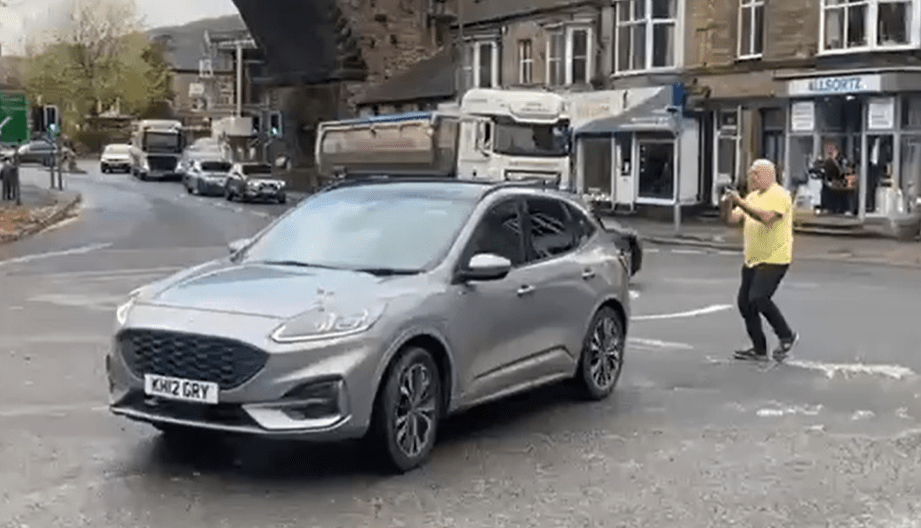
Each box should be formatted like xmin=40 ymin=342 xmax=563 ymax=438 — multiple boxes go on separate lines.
xmin=101 ymin=144 xmax=132 ymax=173
xmin=224 ymin=162 xmax=287 ymax=203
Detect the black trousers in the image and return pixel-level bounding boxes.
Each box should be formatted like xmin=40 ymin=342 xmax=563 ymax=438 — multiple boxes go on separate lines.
xmin=738 ymin=264 xmax=794 ymax=354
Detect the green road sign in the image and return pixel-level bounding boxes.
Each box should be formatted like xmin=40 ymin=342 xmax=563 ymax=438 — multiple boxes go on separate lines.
xmin=0 ymin=90 xmax=29 ymax=144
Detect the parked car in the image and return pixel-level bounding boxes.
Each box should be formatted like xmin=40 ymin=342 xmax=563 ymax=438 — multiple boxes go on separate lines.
xmin=184 ymin=159 xmax=233 ymax=196
xmin=224 ymin=162 xmax=286 ymax=203
xmin=17 ymin=139 xmax=74 ymax=166
xmin=177 ymin=137 xmax=227 ymax=178
xmin=107 ymin=177 xmax=631 ymax=472
xmin=100 ymin=143 xmax=132 ymax=173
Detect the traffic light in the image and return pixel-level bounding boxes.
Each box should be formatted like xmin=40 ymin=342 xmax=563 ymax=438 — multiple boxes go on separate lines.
xmin=268 ymin=111 xmax=282 ymax=137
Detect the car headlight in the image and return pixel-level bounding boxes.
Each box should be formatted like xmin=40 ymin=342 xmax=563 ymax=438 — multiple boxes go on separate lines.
xmin=115 ymin=287 xmax=143 ymax=326
xmin=271 ymin=303 xmax=386 ymax=343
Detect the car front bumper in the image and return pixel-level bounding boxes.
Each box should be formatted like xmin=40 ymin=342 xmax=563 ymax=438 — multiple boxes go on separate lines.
xmin=103 ymin=162 xmax=130 ymax=171
xmin=197 ymin=180 xmax=227 ymax=195
xmin=107 ymin=304 xmax=384 ymax=441
xmin=241 ymin=188 xmax=285 ymax=201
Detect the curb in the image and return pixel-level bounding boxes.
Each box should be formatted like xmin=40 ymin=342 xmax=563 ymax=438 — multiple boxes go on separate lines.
xmin=642 ymin=235 xmax=921 ymax=269
xmin=0 ymin=192 xmax=82 ymax=245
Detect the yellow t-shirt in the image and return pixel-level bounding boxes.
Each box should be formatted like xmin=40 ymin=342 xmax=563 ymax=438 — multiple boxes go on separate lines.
xmin=741 ymin=184 xmax=793 ymax=267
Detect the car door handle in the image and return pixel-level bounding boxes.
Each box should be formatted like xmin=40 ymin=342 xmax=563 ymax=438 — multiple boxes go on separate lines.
xmin=582 ymin=268 xmax=596 ymax=280
xmin=517 ymin=285 xmax=535 ymax=296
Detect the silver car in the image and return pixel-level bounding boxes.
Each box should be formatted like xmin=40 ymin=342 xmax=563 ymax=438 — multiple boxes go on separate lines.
xmin=184 ymin=159 xmax=233 ymax=196
xmin=107 ymin=178 xmax=630 ymax=472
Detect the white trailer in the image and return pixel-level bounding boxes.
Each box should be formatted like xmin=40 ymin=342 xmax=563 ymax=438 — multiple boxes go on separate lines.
xmin=315 ymin=88 xmax=572 ymax=183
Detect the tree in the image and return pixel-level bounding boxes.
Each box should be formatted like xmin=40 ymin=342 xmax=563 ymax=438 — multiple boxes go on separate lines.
xmin=23 ymin=0 xmax=175 ymax=134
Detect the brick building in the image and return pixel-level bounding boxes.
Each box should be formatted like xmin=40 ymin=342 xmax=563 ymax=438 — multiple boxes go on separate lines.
xmin=686 ymin=0 xmax=921 ymax=220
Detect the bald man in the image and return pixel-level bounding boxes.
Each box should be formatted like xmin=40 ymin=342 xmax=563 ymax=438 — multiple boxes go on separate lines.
xmin=721 ymin=159 xmax=799 ymax=361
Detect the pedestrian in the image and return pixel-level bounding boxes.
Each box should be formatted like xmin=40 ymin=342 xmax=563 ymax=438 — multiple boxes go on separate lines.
xmin=721 ymin=159 xmax=799 ymax=361
xmin=1 ymin=158 xmax=11 ymax=201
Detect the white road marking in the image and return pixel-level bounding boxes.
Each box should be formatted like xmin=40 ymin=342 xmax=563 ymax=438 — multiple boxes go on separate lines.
xmin=670 ymin=249 xmax=703 ymax=254
xmin=0 ymin=403 xmax=107 ymax=419
xmin=645 ymin=248 xmax=660 ymax=253
xmin=632 ymin=303 xmax=733 ymax=321
xmin=28 ymin=293 xmax=124 ymax=311
xmin=628 ymin=337 xmax=693 ymax=350
xmin=717 ymin=250 xmax=741 ymax=256
xmin=0 ymin=242 xmax=111 ymax=267
xmin=756 ymin=404 xmax=823 ymax=417
xmin=785 ymin=360 xmax=916 ymax=380
xmin=27 ymin=266 xmax=184 ymax=280
xmin=629 ymin=290 xmax=639 ymax=299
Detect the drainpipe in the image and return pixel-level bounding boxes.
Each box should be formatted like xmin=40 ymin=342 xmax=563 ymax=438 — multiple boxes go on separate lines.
xmin=235 ymin=41 xmax=243 ymax=117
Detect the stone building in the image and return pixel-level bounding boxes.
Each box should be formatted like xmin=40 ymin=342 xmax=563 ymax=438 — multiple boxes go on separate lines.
xmin=230 ymin=0 xmax=454 ymax=188
xmin=686 ymin=0 xmax=921 ymax=221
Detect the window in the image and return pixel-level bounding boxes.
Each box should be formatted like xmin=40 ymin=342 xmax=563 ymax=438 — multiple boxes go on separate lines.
xmin=525 ymin=198 xmax=577 ymax=260
xmin=564 ymin=203 xmax=597 ymax=245
xmin=821 ymin=0 xmax=919 ymax=52
xmin=461 ymin=40 xmax=499 ymax=89
xmin=468 ymin=199 xmax=524 ymax=266
xmin=738 ymin=0 xmax=764 ymax=58
xmin=493 ymin=117 xmax=570 ymax=157
xmin=615 ymin=0 xmax=678 ymax=72
xmin=545 ymin=26 xmax=593 ymax=85
xmin=517 ymin=39 xmax=533 ymax=84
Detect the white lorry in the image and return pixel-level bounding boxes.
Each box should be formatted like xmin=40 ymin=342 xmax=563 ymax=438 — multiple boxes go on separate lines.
xmin=315 ymin=88 xmax=571 ymax=183
xmin=130 ymin=119 xmax=184 ymax=180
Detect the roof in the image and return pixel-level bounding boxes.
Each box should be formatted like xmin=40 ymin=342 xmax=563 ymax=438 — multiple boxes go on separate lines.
xmin=458 ymin=0 xmax=590 ymax=26
xmin=356 ymin=50 xmax=456 ymax=106
xmin=231 ymin=0 xmax=367 ymax=85
xmin=574 ymin=87 xmax=677 ymax=137
xmin=148 ymin=15 xmax=247 ymax=71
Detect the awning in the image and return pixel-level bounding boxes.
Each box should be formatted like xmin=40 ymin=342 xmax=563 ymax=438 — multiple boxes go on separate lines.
xmin=574 ymin=87 xmax=677 ymax=138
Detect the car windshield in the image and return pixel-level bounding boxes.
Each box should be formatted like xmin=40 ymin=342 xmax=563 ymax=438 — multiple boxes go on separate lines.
xmin=241 ymin=185 xmax=478 ymax=271
xmin=104 ymin=144 xmax=130 ymax=154
xmin=242 ymin=164 xmax=273 ymax=178
xmin=143 ymin=131 xmax=181 ymax=152
xmin=201 ymin=161 xmax=231 ymax=172
xmin=492 ymin=117 xmax=570 ymax=157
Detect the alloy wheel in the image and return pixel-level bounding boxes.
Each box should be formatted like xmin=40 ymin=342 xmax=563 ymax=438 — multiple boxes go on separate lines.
xmin=393 ymin=362 xmax=437 ymax=459
xmin=588 ymin=315 xmax=623 ymax=391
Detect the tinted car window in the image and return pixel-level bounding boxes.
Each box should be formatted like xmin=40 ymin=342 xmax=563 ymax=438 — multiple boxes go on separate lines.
xmin=525 ymin=197 xmax=577 ymax=260
xmin=201 ymin=161 xmax=231 ymax=172
xmin=565 ymin=202 xmax=597 ymax=245
xmin=242 ymin=164 xmax=273 ymax=176
xmin=242 ymin=185 xmax=478 ymax=271
xmin=466 ymin=199 xmax=523 ymax=266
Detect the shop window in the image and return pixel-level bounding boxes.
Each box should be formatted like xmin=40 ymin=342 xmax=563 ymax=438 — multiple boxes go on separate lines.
xmin=867 ymin=135 xmax=894 ymax=214
xmin=901 ymin=94 xmax=921 ymax=129
xmin=761 ymin=108 xmax=785 ymax=169
xmin=546 ymin=26 xmax=593 ymax=85
xmin=517 ymin=39 xmax=533 ymax=84
xmin=581 ymin=138 xmax=613 ymax=198
xmin=461 ymin=40 xmax=499 ymax=89
xmin=637 ymin=137 xmax=675 ymax=200
xmin=821 ymin=0 xmax=919 ymax=53
xmin=738 ymin=0 xmax=764 ymax=58
xmin=615 ymin=0 xmax=679 ymax=73
xmin=817 ymin=96 xmax=862 ymax=133
xmin=716 ymin=109 xmax=739 ymax=188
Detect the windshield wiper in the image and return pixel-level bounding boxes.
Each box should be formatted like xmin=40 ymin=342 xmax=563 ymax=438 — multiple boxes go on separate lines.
xmin=257 ymin=260 xmax=341 ymax=270
xmin=352 ymin=267 xmax=420 ymax=276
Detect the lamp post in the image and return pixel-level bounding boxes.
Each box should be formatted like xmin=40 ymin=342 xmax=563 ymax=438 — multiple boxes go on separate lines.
xmin=668 ymin=82 xmax=686 ymax=235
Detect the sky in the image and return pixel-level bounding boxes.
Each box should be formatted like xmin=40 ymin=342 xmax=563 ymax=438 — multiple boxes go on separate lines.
xmin=0 ymin=0 xmax=240 ymax=54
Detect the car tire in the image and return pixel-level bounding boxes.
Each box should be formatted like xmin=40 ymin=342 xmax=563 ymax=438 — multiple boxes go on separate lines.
xmin=101 ymin=165 xmax=107 ymax=174
xmin=574 ymin=306 xmax=625 ymax=401
xmin=225 ymin=188 xmax=233 ymax=201
xmin=369 ymin=346 xmax=442 ymax=473
xmin=277 ymin=194 xmax=286 ymax=204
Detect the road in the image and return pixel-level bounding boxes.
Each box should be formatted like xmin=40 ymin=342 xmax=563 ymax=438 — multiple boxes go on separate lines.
xmin=2 ymin=164 xmax=921 ymax=527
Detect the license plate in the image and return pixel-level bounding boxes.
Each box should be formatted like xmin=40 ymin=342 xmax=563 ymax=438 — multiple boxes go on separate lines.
xmin=144 ymin=374 xmax=219 ymax=404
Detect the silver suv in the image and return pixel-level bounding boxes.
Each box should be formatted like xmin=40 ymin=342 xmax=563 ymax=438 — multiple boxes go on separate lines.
xmin=108 ymin=178 xmax=631 ymax=472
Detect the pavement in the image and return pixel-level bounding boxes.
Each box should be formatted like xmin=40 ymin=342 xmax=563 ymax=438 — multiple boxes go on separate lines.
xmin=0 ymin=166 xmax=81 ymax=245
xmin=614 ymin=215 xmax=921 ymax=268
xmin=2 ymin=164 xmax=921 ymax=526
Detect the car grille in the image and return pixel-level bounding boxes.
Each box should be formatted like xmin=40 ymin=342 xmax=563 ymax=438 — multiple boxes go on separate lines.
xmin=147 ymin=156 xmax=177 ymax=171
xmin=117 ymin=329 xmax=268 ymax=390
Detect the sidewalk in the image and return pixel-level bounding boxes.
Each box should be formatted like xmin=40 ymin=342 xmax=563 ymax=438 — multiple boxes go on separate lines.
xmin=0 ymin=167 xmax=81 ymax=244
xmin=610 ymin=216 xmax=921 ymax=268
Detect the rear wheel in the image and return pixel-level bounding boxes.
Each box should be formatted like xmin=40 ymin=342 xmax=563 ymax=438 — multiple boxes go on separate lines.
xmin=369 ymin=347 xmax=441 ymax=473
xmin=574 ymin=306 xmax=625 ymax=400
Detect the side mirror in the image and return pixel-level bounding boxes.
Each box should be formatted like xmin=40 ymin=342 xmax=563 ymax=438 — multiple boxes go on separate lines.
xmin=458 ymin=253 xmax=512 ymax=282
xmin=228 ymin=237 xmax=251 ymax=254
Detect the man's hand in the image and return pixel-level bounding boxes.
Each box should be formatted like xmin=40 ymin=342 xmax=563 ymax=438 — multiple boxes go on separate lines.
xmin=726 ymin=190 xmax=742 ymax=205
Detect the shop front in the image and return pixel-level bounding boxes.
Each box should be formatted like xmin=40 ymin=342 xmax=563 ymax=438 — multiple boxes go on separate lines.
xmin=780 ymin=71 xmax=921 ymax=220
xmin=571 ymin=86 xmax=700 ymax=211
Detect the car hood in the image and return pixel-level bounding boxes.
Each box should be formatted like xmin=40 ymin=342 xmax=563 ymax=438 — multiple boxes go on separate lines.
xmin=140 ymin=260 xmax=410 ymax=319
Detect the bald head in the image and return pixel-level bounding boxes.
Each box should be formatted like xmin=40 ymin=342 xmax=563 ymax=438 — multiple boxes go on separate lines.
xmin=748 ymin=159 xmax=777 ymax=191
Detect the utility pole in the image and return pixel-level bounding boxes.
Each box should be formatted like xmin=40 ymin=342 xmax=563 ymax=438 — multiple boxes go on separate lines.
xmin=235 ymin=41 xmax=243 ymax=117
xmin=669 ymin=83 xmax=686 ymax=235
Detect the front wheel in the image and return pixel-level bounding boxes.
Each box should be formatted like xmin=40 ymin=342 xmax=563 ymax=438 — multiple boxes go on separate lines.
xmin=574 ymin=306 xmax=625 ymax=400
xmin=225 ymin=187 xmax=234 ymax=201
xmin=277 ymin=193 xmax=286 ymax=204
xmin=369 ymin=347 xmax=441 ymax=473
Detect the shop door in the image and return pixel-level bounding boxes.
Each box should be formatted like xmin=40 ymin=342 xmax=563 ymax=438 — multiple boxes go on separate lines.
xmin=614 ymin=134 xmax=633 ymax=205
xmin=580 ymin=137 xmax=613 ymax=203
xmin=637 ymin=138 xmax=675 ymax=201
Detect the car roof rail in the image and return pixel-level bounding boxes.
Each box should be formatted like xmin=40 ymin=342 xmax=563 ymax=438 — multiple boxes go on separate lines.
xmin=479 ymin=177 xmax=564 ymax=197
